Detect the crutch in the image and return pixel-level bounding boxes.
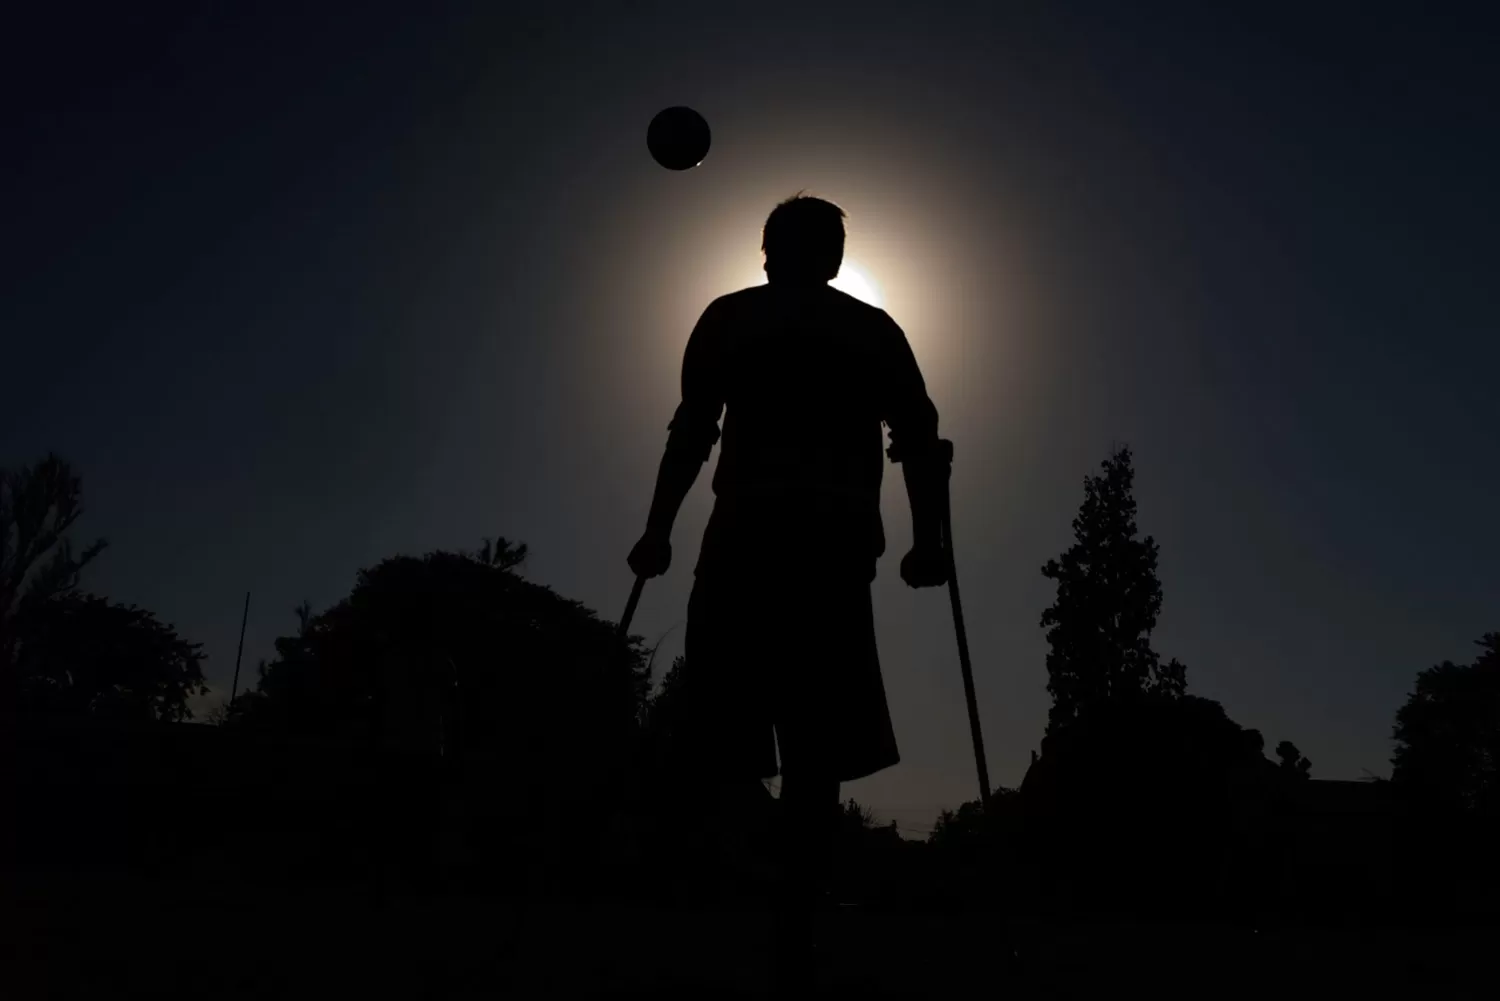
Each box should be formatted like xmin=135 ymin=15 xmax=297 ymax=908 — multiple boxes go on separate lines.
xmin=617 ymin=574 xmax=646 ymax=639
xmin=937 ymin=439 xmax=992 ymax=809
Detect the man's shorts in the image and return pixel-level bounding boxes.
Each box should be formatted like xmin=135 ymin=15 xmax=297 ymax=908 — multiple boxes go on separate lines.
xmin=668 ymin=567 xmax=901 ymax=783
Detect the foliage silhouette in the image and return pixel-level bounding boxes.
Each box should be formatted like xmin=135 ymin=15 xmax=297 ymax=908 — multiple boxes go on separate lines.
xmin=4 ymin=455 xmax=205 ymax=722
xmin=1392 ymin=633 xmax=1499 ymax=816
xmin=1 ymin=454 xmax=107 ymax=668
xmin=216 ymin=537 xmax=658 ymax=900
xmin=839 ymin=797 xmax=879 ymax=833
xmin=234 ymin=537 xmax=650 ymax=755
xmin=1021 ymin=692 xmax=1275 ymax=916
xmin=928 ymin=787 xmax=1019 ymax=852
xmin=642 ymin=654 xmax=688 ymax=745
xmin=1030 ymin=450 xmax=1307 ymax=913
xmin=1040 ymin=446 xmax=1186 ymax=738
xmin=15 ymin=592 xmax=207 ymax=721
xmin=1275 ymin=740 xmax=1313 ymax=779
xmin=1387 ymin=633 xmax=1500 ymax=920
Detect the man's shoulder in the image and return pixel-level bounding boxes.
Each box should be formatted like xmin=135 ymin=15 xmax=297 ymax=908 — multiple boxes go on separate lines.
xmin=707 ymin=284 xmax=896 ymax=324
xmin=825 ymin=286 xmax=896 ymax=326
xmin=706 ymin=285 xmax=772 ymax=311
xmin=689 ymin=287 xmax=758 ymax=334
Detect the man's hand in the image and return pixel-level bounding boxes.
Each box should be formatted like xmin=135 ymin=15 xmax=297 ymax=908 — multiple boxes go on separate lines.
xmin=900 ymin=542 xmax=949 ymax=589
xmin=628 ymin=532 xmax=672 ymax=579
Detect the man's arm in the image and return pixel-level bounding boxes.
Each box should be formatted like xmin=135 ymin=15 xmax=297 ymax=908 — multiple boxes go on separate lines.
xmin=627 ymin=303 xmax=724 ymax=578
xmin=900 ymin=448 xmax=944 ymax=549
xmin=641 ymin=443 xmax=705 ymax=540
xmin=880 ymin=312 xmax=948 ymax=587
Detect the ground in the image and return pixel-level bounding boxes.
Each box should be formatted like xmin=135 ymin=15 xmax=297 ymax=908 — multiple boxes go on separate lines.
xmin=8 ymin=870 xmax=1492 ymax=998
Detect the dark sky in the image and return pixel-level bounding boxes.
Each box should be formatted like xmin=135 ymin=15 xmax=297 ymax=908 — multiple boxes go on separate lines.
xmin=5 ymin=2 xmax=1496 ymax=833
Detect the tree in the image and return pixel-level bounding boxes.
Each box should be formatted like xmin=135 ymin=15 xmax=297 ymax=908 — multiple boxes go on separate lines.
xmin=14 ymin=592 xmax=207 ymax=721
xmin=1275 ymin=740 xmax=1312 ymax=779
xmin=828 ymin=797 xmax=907 ymax=903
xmin=1040 ymin=446 xmax=1185 ymax=737
xmin=1391 ymin=633 xmax=1500 ymax=815
xmin=840 ymin=797 xmax=879 ymax=834
xmin=1 ymin=454 xmax=107 ymax=667
xmin=226 ymin=538 xmax=653 ymax=895
xmin=1020 ymin=692 xmax=1273 ymax=916
xmin=924 ymin=788 xmax=1023 ymax=908
xmin=642 ymin=654 xmax=688 ymax=740
xmin=476 ymin=536 xmax=527 ymax=571
xmin=236 ymin=537 xmax=651 ymax=760
xmin=928 ymin=787 xmax=1019 ymax=851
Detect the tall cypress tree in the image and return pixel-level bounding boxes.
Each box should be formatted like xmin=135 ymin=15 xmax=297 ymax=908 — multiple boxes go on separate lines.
xmin=1040 ymin=446 xmax=1185 ymax=737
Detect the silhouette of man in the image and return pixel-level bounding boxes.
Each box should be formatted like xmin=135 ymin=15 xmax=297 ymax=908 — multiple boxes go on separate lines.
xmin=628 ymin=194 xmax=948 ymax=980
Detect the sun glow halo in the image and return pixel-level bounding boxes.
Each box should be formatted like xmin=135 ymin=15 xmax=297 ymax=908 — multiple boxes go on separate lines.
xmin=828 ymin=259 xmax=884 ymax=308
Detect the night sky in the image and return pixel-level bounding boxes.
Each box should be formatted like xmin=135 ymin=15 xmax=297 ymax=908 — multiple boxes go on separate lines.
xmin=5 ymin=2 xmax=1496 ymax=833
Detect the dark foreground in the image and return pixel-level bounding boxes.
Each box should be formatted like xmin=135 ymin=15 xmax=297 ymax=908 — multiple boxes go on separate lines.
xmin=9 ymin=870 xmax=1492 ymax=999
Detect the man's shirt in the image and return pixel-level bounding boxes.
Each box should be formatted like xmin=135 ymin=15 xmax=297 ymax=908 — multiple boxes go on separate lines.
xmin=666 ymin=282 xmax=939 ymax=580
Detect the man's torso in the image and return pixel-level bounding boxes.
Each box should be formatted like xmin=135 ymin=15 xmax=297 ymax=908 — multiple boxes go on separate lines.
xmin=690 ymin=284 xmax=901 ymax=579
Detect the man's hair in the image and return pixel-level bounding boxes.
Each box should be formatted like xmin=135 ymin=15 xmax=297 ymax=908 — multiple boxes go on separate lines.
xmin=761 ymin=193 xmax=846 ymax=282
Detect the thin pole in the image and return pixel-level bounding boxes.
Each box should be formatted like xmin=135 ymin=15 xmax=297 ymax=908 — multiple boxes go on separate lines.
xmin=229 ymin=591 xmax=250 ymax=707
xmin=938 ymin=440 xmax=991 ymax=809
xmin=617 ymin=576 xmax=646 ymax=639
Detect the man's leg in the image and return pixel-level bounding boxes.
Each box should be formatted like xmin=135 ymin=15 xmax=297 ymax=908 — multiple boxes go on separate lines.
xmin=661 ymin=571 xmax=783 ymax=905
xmin=654 ymin=765 xmax=768 ymax=906
xmin=773 ymin=767 xmax=840 ymax=980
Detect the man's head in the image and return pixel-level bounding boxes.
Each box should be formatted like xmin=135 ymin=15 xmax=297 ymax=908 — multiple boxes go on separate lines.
xmin=761 ymin=194 xmax=846 ymax=284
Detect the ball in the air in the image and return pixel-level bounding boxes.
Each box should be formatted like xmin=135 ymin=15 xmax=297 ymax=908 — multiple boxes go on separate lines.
xmin=647 ymin=106 xmax=711 ymax=170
